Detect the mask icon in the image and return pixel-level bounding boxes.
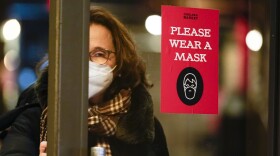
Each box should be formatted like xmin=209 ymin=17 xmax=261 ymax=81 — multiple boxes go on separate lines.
xmin=183 ymin=73 xmax=197 ymax=100
xmin=177 ymin=67 xmax=203 ymax=106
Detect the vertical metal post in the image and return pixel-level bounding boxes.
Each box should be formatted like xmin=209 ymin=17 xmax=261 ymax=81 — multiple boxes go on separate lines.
xmin=268 ymin=0 xmax=280 ymax=155
xmin=48 ymin=0 xmax=89 ymax=155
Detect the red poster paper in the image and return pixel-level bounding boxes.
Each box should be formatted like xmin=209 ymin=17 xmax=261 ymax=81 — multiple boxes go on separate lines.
xmin=161 ymin=5 xmax=219 ymax=114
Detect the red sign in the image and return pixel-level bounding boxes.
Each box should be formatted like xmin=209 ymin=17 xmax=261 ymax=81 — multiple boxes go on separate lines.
xmin=161 ymin=5 xmax=219 ymax=114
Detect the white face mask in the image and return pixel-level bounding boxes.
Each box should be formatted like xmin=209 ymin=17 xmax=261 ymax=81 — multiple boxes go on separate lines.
xmin=88 ymin=61 xmax=115 ymax=98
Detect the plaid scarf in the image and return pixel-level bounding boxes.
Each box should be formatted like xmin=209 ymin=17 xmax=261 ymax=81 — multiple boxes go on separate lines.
xmin=40 ymin=89 xmax=131 ymax=156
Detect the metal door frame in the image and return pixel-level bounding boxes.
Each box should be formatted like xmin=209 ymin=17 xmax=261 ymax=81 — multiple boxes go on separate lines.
xmin=48 ymin=0 xmax=89 ymax=155
xmin=268 ymin=0 xmax=280 ymax=155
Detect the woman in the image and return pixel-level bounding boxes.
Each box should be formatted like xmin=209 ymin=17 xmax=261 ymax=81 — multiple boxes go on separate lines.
xmin=0 ymin=6 xmax=169 ymax=156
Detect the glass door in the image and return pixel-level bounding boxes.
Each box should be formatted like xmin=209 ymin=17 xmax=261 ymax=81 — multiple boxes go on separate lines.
xmin=0 ymin=0 xmax=279 ymax=155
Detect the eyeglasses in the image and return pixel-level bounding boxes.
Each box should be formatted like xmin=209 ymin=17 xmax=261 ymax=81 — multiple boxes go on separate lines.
xmin=89 ymin=47 xmax=115 ymax=64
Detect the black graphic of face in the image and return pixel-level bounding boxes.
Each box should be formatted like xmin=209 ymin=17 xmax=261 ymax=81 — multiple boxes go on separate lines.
xmin=177 ymin=67 xmax=203 ymax=106
xmin=183 ymin=73 xmax=197 ymax=100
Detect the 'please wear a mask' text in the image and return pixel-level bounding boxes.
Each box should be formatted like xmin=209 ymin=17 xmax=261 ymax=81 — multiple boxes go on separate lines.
xmin=168 ymin=26 xmax=213 ymax=63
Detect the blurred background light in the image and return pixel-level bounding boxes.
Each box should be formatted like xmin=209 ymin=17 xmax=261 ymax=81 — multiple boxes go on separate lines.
xmin=145 ymin=15 xmax=161 ymax=35
xmin=2 ymin=19 xmax=21 ymax=41
xmin=18 ymin=67 xmax=36 ymax=90
xmin=246 ymin=29 xmax=263 ymax=52
xmin=3 ymin=50 xmax=20 ymax=71
xmin=2 ymin=80 xmax=19 ymax=110
xmin=8 ymin=3 xmax=49 ymax=20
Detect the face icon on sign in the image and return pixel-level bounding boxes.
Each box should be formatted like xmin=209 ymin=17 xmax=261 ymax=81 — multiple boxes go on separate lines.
xmin=183 ymin=73 xmax=197 ymax=100
xmin=177 ymin=67 xmax=203 ymax=106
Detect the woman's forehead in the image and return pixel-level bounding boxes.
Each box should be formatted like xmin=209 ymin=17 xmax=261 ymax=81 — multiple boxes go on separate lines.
xmin=89 ymin=24 xmax=115 ymax=52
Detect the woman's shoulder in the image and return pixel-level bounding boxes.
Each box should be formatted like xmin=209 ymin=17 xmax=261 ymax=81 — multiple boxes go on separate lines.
xmin=131 ymin=84 xmax=152 ymax=101
xmin=130 ymin=84 xmax=153 ymax=113
xmin=116 ymin=84 xmax=154 ymax=144
xmin=16 ymin=83 xmax=39 ymax=107
xmin=0 ymin=106 xmax=41 ymax=156
xmin=0 ymin=83 xmax=41 ymax=134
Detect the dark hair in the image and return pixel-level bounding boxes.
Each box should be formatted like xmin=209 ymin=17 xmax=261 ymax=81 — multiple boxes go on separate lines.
xmin=90 ymin=6 xmax=152 ymax=98
xmin=35 ymin=6 xmax=152 ymax=107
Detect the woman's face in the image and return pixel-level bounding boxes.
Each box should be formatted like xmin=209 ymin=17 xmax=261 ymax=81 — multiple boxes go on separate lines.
xmin=89 ymin=23 xmax=116 ymax=68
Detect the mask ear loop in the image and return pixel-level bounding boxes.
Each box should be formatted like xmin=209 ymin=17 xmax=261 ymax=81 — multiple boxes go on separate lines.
xmin=109 ymin=65 xmax=117 ymax=73
xmin=111 ymin=65 xmax=117 ymax=72
xmin=114 ymin=66 xmax=122 ymax=77
xmin=111 ymin=65 xmax=121 ymax=78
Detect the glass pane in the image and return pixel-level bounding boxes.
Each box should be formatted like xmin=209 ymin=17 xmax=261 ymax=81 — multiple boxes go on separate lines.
xmin=90 ymin=1 xmax=269 ymax=155
xmin=0 ymin=0 xmax=270 ymax=155
xmin=0 ymin=1 xmax=49 ymax=113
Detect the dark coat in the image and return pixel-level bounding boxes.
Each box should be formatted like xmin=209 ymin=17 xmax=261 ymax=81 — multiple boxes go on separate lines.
xmin=0 ymin=83 xmax=169 ymax=156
